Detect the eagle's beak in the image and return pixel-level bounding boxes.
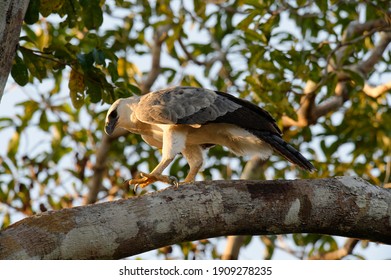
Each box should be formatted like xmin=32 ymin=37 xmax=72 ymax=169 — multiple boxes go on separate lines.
xmin=105 ymin=117 xmax=118 ymax=136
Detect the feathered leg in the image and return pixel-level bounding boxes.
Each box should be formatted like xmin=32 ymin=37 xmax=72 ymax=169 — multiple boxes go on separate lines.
xmin=181 ymin=145 xmax=204 ymax=183
xmin=128 ymin=126 xmax=185 ymax=191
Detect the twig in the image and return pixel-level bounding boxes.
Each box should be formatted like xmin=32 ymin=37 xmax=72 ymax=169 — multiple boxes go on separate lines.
xmin=357 ymin=31 xmax=391 ymax=75
xmin=363 ymin=81 xmax=391 ymax=98
xmin=282 ymin=80 xmax=318 ymax=128
xmin=140 ymin=24 xmax=171 ymax=94
xmin=309 ymin=238 xmax=360 ymax=260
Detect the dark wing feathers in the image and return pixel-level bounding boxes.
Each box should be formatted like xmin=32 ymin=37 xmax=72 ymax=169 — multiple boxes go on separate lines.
xmin=210 ymin=91 xmax=282 ymax=135
xmin=214 ymin=91 xmax=280 ymax=132
xmin=176 ymin=90 xmax=282 ymax=135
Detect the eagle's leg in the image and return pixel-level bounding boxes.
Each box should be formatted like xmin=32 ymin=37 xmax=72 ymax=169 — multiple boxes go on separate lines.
xmin=181 ymin=145 xmax=204 ymax=184
xmin=129 ymin=126 xmax=185 ymax=191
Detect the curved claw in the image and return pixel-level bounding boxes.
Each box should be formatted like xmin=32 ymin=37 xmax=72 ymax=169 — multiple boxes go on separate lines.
xmin=127 ymin=173 xmax=179 ymax=193
xmin=169 ymin=176 xmax=179 ymax=188
xmin=133 ymin=184 xmax=139 ymax=194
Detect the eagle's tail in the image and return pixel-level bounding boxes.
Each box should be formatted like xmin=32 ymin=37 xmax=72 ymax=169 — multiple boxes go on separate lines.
xmin=250 ymin=130 xmax=316 ymax=172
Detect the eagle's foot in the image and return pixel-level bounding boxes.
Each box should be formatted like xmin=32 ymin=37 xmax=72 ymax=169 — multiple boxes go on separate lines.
xmin=129 ymin=173 xmax=179 ymax=193
xmin=168 ymin=176 xmax=179 ymax=188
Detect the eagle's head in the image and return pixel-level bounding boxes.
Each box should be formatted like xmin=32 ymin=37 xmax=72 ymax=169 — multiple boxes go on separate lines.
xmin=104 ymin=96 xmax=140 ymax=136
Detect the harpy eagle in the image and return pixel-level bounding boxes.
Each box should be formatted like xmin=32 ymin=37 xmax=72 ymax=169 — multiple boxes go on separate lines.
xmin=105 ymin=86 xmax=315 ymax=190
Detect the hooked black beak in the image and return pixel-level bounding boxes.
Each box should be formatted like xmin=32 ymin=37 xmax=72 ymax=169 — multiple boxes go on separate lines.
xmin=105 ymin=117 xmax=118 ymax=136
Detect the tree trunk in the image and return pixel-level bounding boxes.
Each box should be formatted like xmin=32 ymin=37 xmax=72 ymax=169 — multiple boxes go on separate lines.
xmin=0 ymin=0 xmax=29 ymax=100
xmin=0 ymin=176 xmax=390 ymax=259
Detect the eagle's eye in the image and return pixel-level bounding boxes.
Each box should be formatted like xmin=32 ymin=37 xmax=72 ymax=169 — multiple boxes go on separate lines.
xmin=109 ymin=110 xmax=118 ymax=120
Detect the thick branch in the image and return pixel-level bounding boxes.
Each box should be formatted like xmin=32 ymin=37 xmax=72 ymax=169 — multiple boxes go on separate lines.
xmin=0 ymin=0 xmax=29 ymax=101
xmin=1 ymin=176 xmax=390 ymax=259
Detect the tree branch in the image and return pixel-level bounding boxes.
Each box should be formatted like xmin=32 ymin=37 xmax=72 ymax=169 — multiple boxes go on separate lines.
xmin=309 ymin=238 xmax=360 ymax=260
xmin=282 ymin=80 xmax=318 ymax=128
xmin=0 ymin=0 xmax=30 ymax=101
xmin=312 ymin=81 xmax=348 ymax=119
xmin=1 ymin=176 xmax=390 ymax=259
xmin=221 ymin=235 xmax=246 ymax=260
xmin=282 ymin=24 xmax=391 ymax=129
xmin=140 ymin=24 xmax=171 ymax=94
xmin=357 ymin=31 xmax=391 ymax=75
xmin=334 ymin=18 xmax=391 ymax=68
xmin=363 ymin=81 xmax=391 ymax=98
xmin=85 ymin=133 xmax=123 ymax=204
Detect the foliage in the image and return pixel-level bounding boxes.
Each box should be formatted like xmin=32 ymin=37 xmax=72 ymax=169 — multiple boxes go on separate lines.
xmin=1 ymin=0 xmax=390 ymax=259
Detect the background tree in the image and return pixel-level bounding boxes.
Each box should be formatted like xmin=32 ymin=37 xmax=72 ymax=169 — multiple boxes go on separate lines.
xmin=0 ymin=0 xmax=390 ymax=259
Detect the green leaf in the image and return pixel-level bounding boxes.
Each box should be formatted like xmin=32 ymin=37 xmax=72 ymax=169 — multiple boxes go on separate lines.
xmin=0 ymin=117 xmax=13 ymax=129
xmin=193 ymin=0 xmax=206 ymax=17
xmin=77 ymin=53 xmax=94 ymax=69
xmin=20 ymin=48 xmax=47 ymax=81
xmin=80 ymin=0 xmax=103 ymax=30
xmin=343 ymin=68 xmax=365 ymax=90
xmin=127 ymin=83 xmax=141 ymax=95
xmin=68 ymin=69 xmax=85 ymax=108
xmin=39 ymin=111 xmax=50 ymax=131
xmin=113 ymin=83 xmax=131 ymax=99
xmin=24 ymin=0 xmax=40 ymax=24
xmin=165 ymin=22 xmax=182 ymax=53
xmin=70 ymin=90 xmax=85 ymax=109
xmin=86 ymin=79 xmax=102 ymax=103
xmin=1 ymin=212 xmax=11 ymax=230
xmin=7 ymin=131 xmax=20 ymax=158
xmin=92 ymin=48 xmax=105 ymax=65
xmin=237 ymin=10 xmax=258 ymax=30
xmin=11 ymin=55 xmax=29 ymax=86
xmin=16 ymin=100 xmax=40 ymax=128
xmin=40 ymin=0 xmax=64 ymax=17
xmin=244 ymin=0 xmax=265 ymax=9
xmin=244 ymin=29 xmax=268 ymax=44
xmin=108 ymin=62 xmax=119 ymax=82
xmin=315 ymin=0 xmax=328 ymax=13
xmin=297 ymin=0 xmax=307 ymax=6
xmin=84 ymin=69 xmax=109 ymax=103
